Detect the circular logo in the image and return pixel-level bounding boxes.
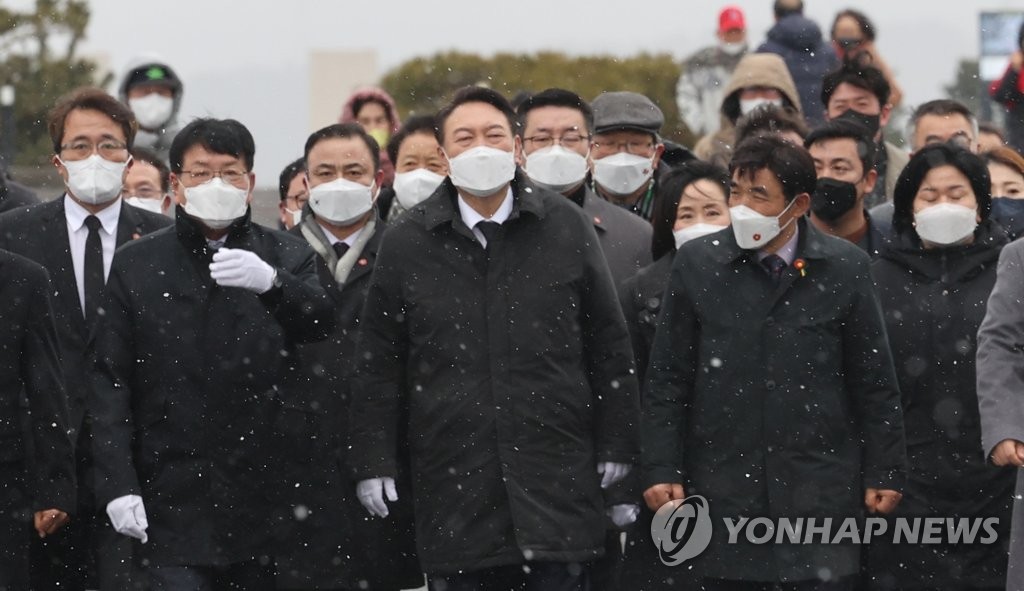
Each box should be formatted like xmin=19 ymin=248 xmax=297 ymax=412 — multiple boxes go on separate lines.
xmin=650 ymin=495 xmax=713 ymax=566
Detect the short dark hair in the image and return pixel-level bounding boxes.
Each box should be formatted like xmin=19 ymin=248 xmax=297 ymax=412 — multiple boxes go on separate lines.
xmin=278 ymin=157 xmax=306 ymax=202
xmin=386 ymin=115 xmax=437 ymax=168
xmin=651 ymin=160 xmax=731 ymax=261
xmin=907 ymin=100 xmax=978 ymax=148
xmin=48 ymin=87 xmax=137 ymax=154
xmin=515 ymin=88 xmax=595 ymax=137
xmin=773 ymin=0 xmax=803 ymax=19
xmin=129 ymin=147 xmax=170 ymax=193
xmin=168 ymin=118 xmax=255 ymax=174
xmin=730 ymin=135 xmax=817 ymax=203
xmin=303 ymin=123 xmax=380 ymax=173
xmin=734 ymin=105 xmax=809 ymax=147
xmin=804 ymin=119 xmax=877 ymax=175
xmin=892 ymin=143 xmax=991 ymax=236
xmin=820 ymin=60 xmax=891 ymax=108
xmin=435 ymin=86 xmax=518 ymax=144
xmin=831 ymin=9 xmax=876 ymax=42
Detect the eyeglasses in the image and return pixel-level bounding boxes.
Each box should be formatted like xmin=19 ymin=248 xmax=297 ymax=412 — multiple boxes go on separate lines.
xmin=179 ymin=169 xmax=249 ymax=186
xmin=522 ymin=132 xmax=590 ymax=149
xmin=59 ymin=140 xmax=128 ymax=161
xmin=591 ymin=140 xmax=656 ymax=156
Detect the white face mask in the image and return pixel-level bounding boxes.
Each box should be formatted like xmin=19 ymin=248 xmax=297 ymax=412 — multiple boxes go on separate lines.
xmin=446 ymin=146 xmax=516 ymax=197
xmin=129 ymin=94 xmax=175 ymax=130
xmin=913 ymin=203 xmax=978 ymax=246
xmin=285 ymin=207 xmax=303 ymax=227
xmin=308 ymin=177 xmax=376 ymax=226
xmin=524 ymin=145 xmax=589 ymax=193
xmin=673 ymin=222 xmax=727 ymax=249
xmin=720 ymin=41 xmax=747 ymax=56
xmin=182 ymin=177 xmax=249 ymax=229
xmin=730 ymin=200 xmax=797 ymax=250
xmin=739 ymin=97 xmax=784 ymax=115
xmin=592 ymin=152 xmax=655 ymax=196
xmin=124 ymin=196 xmax=165 ymax=214
xmin=61 ymin=154 xmax=129 ymax=205
xmin=393 ymin=168 xmax=445 ymax=209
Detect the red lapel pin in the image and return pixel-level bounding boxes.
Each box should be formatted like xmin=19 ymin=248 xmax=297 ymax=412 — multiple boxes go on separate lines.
xmin=793 ymin=258 xmax=807 ymax=277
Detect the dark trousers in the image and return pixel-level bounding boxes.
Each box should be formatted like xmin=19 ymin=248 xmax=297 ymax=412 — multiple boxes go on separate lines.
xmin=430 ymin=562 xmax=588 ymax=591
xmin=701 ymin=575 xmax=858 ymax=591
xmin=149 ymin=559 xmax=275 ymax=591
xmin=0 ymin=462 xmax=30 ymax=591
xmin=31 ymin=418 xmax=135 ymax=590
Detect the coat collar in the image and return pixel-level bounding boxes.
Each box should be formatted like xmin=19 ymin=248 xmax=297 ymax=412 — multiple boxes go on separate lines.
xmin=422 ymin=169 xmax=547 ymax=234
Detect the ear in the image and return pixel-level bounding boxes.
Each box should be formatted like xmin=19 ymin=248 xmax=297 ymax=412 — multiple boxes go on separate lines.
xmin=170 ymin=173 xmax=187 ymax=206
xmin=513 ymin=135 xmax=524 ymax=167
xmin=245 ymin=172 xmax=256 ymax=204
xmin=651 ymin=142 xmax=666 ymax=170
xmin=53 ymin=154 xmax=67 ymax=180
xmin=161 ymin=195 xmax=172 ymax=215
xmin=790 ymin=192 xmax=812 ymax=218
xmin=121 ymin=156 xmax=134 ymax=183
xmin=373 ymin=168 xmax=385 ymax=192
xmin=879 ymin=103 xmax=894 ymax=129
xmin=861 ymin=168 xmax=879 ymax=196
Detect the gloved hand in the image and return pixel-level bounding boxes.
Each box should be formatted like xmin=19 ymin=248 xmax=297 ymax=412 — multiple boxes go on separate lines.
xmin=607 ymin=503 xmax=640 ymax=528
xmin=209 ymin=247 xmax=276 ymax=294
xmin=357 ymin=477 xmax=398 ymax=518
xmin=597 ymin=462 xmax=632 ymax=489
xmin=106 ymin=494 xmax=148 ymax=543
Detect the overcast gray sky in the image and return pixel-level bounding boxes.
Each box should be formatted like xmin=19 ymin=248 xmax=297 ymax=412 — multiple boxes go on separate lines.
xmin=77 ymin=0 xmax=1022 ymax=187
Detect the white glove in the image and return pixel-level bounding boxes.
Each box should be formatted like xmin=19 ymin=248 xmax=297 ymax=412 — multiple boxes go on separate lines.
xmin=356 ymin=477 xmax=398 ymax=518
xmin=607 ymin=503 xmax=640 ymax=527
xmin=209 ymin=247 xmax=276 ymax=294
xmin=597 ymin=462 xmax=632 ymax=489
xmin=106 ymin=494 xmax=148 ymax=544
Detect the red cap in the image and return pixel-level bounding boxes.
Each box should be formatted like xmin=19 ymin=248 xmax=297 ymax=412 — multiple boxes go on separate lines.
xmin=718 ymin=6 xmax=745 ymax=32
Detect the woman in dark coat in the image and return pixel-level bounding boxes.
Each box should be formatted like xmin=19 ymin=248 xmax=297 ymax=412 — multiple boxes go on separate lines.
xmin=868 ymin=144 xmax=1016 ymax=590
xmin=617 ymin=161 xmax=730 ymax=590
xmin=618 ymin=160 xmax=732 ymax=386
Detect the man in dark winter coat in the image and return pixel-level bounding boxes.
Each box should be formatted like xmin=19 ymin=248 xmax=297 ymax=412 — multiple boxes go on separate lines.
xmin=757 ymin=0 xmax=838 ymax=126
xmin=643 ymin=136 xmax=905 ymax=590
xmin=350 ymin=86 xmax=640 ymax=590
xmin=0 ymin=251 xmax=76 ymax=588
xmin=0 ymin=87 xmax=171 ymax=590
xmin=275 ymin=122 xmax=421 ymax=590
xmin=90 ymin=117 xmax=334 ymax=589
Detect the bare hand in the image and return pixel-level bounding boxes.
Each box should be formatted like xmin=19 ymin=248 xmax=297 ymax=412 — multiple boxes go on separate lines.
xmin=643 ymin=483 xmax=685 ymax=512
xmin=991 ymin=438 xmax=1024 ymax=467
xmin=33 ymin=509 xmax=69 ymax=538
xmin=864 ymin=488 xmax=902 ymax=514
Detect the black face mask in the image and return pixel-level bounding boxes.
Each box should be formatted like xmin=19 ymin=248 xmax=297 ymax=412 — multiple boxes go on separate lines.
xmin=812 ymin=177 xmax=860 ymax=222
xmin=990 ymin=197 xmax=1024 ymax=241
xmin=835 ymin=108 xmax=881 ymax=137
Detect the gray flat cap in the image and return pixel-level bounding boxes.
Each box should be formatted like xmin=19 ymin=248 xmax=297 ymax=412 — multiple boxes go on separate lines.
xmin=591 ymin=91 xmax=664 ymax=135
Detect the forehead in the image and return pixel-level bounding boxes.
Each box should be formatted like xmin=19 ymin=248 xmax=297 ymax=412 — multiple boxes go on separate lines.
xmin=308 ymin=136 xmax=374 ymax=166
xmin=680 ymin=179 xmax=727 ymax=203
xmin=397 ymin=131 xmax=439 ymax=156
xmin=990 ymin=161 xmax=1024 ymax=182
xmin=126 ymin=160 xmax=161 ymax=182
xmin=63 ymin=108 xmax=125 ymax=141
xmin=444 ymin=101 xmax=510 ymax=136
xmin=286 ymin=174 xmax=307 ymax=194
xmin=833 ymin=15 xmax=862 ymax=35
xmin=523 ymin=105 xmax=587 ymax=133
xmin=809 ymin=137 xmax=861 ymax=161
xmin=921 ymin=164 xmax=969 ymax=187
xmin=917 ymin=113 xmax=973 ymax=139
xmin=593 ymin=129 xmax=653 ymax=143
xmin=732 ymin=167 xmax=785 ymax=193
xmin=830 ymin=82 xmax=878 ymax=105
xmin=181 ymin=144 xmax=244 ymax=167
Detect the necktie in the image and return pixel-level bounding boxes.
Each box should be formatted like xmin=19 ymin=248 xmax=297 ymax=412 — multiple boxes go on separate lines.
xmin=84 ymin=215 xmax=104 ymax=322
xmin=476 ymin=221 xmax=501 ymax=248
xmin=762 ymin=254 xmax=787 ymax=287
xmin=332 ymin=242 xmax=350 ymax=259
